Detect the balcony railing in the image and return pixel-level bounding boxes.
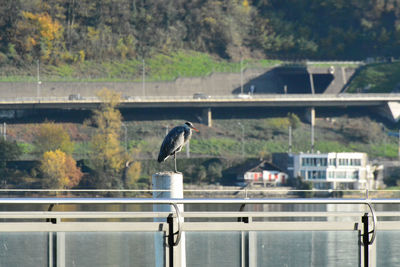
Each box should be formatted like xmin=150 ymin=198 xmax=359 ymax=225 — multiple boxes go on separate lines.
xmin=0 ymin=196 xmax=398 ymax=266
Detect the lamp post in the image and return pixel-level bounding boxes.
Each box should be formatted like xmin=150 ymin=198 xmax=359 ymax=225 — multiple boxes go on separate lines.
xmin=240 ymin=58 xmax=244 ymax=95
xmin=398 ymin=129 xmax=400 ymax=161
xmin=37 ymin=59 xmax=41 ymax=98
xmin=238 ymin=122 xmax=244 ymax=158
xmin=142 ymin=59 xmax=145 ymax=97
xmin=121 ymin=122 xmax=128 ymax=152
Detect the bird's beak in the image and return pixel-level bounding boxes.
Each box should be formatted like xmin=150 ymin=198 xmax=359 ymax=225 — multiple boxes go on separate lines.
xmin=192 ymin=127 xmax=199 ymax=132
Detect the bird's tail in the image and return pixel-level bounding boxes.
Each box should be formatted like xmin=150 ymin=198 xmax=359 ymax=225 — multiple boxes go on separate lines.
xmin=157 ymin=153 xmax=165 ymax=163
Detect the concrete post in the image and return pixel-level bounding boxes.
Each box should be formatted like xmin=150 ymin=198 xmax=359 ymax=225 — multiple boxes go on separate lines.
xmin=153 ymin=172 xmax=186 ymax=267
xmin=202 ymin=108 xmax=212 ymax=127
xmin=341 ymin=67 xmax=347 ymax=85
xmin=309 ymin=73 xmax=315 ymax=94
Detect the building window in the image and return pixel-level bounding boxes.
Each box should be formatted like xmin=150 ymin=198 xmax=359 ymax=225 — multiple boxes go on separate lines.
xmin=303 ymin=157 xmax=328 ymax=167
xmin=306 ymin=170 xmax=326 ymax=180
xmin=338 ymin=159 xmax=350 ymax=166
xmin=349 ymin=159 xmax=361 ymax=166
xmin=352 ymin=171 xmax=359 ymax=179
xmin=336 ymin=171 xmax=347 ymax=178
xmin=329 ymin=158 xmax=336 ymax=166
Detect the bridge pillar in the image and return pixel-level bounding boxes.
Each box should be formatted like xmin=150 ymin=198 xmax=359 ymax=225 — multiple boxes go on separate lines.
xmin=309 ymin=73 xmax=315 ymax=94
xmin=381 ymin=102 xmax=400 ymax=122
xmin=202 ymin=108 xmax=212 ymax=127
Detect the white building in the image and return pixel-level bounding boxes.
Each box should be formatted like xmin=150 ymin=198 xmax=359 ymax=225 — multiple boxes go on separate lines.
xmin=291 ymin=152 xmax=378 ymax=189
xmin=238 ymin=160 xmax=288 ymax=187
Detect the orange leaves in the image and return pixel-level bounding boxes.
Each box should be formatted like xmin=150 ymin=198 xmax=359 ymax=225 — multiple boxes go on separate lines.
xmin=22 ymin=11 xmax=63 ymax=42
xmin=35 ymin=122 xmax=81 ymax=189
xmin=40 ymin=149 xmax=83 ymax=189
xmin=18 ymin=11 xmax=64 ymax=61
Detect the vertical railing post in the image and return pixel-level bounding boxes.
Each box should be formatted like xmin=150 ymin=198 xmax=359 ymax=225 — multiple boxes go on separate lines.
xmin=48 ymin=232 xmax=54 ymax=267
xmin=56 ymin=217 xmax=65 ymax=267
xmin=361 ymin=213 xmax=369 ymax=267
xmin=47 ymin=204 xmax=56 ymax=267
xmin=167 ymin=214 xmax=174 ymax=267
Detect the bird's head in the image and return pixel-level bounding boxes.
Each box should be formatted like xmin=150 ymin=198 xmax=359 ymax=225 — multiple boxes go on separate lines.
xmin=184 ymin=121 xmax=199 ymax=132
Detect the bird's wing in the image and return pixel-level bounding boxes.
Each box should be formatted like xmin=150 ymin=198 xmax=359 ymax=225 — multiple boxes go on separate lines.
xmin=158 ymin=126 xmax=186 ymax=162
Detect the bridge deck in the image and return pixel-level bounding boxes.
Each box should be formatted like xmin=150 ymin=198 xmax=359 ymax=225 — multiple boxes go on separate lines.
xmin=0 ymin=93 xmax=398 ymax=109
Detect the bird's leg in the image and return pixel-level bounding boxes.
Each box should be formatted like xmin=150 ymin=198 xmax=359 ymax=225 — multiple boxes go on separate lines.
xmin=174 ymin=153 xmax=178 ymax=173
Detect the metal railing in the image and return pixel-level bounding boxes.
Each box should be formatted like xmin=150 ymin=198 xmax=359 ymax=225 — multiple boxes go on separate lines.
xmin=0 ymin=197 xmax=398 ymax=266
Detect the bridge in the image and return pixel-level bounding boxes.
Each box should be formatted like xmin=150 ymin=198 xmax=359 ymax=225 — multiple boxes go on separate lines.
xmin=0 ymin=93 xmax=399 ymax=109
xmin=0 ymin=93 xmax=399 ymax=126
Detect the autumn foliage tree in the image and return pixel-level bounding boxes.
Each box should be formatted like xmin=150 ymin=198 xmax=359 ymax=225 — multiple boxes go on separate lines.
xmin=3 ymin=0 xmax=400 ymax=64
xmin=124 ymin=147 xmax=142 ymax=188
xmin=87 ymin=88 xmax=127 ymax=188
xmin=15 ymin=11 xmax=64 ymax=63
xmin=40 ymin=149 xmax=83 ymax=189
xmin=33 ymin=122 xmax=74 ymax=155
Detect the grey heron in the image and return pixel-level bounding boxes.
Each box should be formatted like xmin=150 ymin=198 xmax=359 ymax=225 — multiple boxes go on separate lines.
xmin=158 ymin=121 xmax=199 ymax=172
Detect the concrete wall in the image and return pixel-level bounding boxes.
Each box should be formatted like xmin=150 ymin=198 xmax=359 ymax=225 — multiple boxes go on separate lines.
xmin=0 ymin=66 xmax=356 ymax=99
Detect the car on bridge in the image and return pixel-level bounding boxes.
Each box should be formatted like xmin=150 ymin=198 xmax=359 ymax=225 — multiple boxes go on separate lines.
xmin=193 ymin=93 xmax=210 ymax=99
xmin=236 ymin=93 xmax=252 ymax=99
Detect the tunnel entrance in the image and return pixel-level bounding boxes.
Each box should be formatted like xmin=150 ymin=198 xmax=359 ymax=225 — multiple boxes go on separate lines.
xmin=275 ymin=66 xmax=334 ymax=94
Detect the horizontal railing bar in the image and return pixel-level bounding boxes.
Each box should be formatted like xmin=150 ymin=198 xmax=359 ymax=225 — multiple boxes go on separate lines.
xmin=0 ymin=211 xmax=379 ymax=219
xmin=0 ymin=189 xmax=369 ymax=191
xmin=0 ymin=189 xmax=394 ymax=192
xmin=183 ymin=211 xmax=365 ymax=218
xmin=0 ymin=197 xmax=398 ymax=205
xmin=183 ymin=221 xmax=359 ymax=231
xmin=376 ymin=221 xmax=400 ymax=230
xmin=0 ymin=221 xmax=360 ymax=232
xmin=0 ymin=211 xmax=172 ymax=219
xmin=0 ymin=222 xmax=167 ymax=232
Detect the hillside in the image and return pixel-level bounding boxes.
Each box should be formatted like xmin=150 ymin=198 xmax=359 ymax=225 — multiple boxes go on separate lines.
xmin=346 ymin=61 xmax=400 ymax=93
xmin=1 ymin=0 xmax=400 ymax=72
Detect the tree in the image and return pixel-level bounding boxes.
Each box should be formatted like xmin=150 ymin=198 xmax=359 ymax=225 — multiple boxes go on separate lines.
xmin=288 ymin=112 xmax=301 ymax=130
xmin=33 ymin=122 xmax=74 ymax=155
xmin=0 ymin=0 xmax=22 ymax=62
xmin=125 ymin=161 xmax=142 ymax=188
xmin=123 ymin=146 xmax=142 ymax=188
xmin=87 ymin=88 xmax=127 ymax=187
xmin=15 ymin=11 xmax=64 ymax=63
xmin=0 ymin=139 xmax=22 ymax=170
xmin=40 ymin=149 xmax=83 ymax=189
